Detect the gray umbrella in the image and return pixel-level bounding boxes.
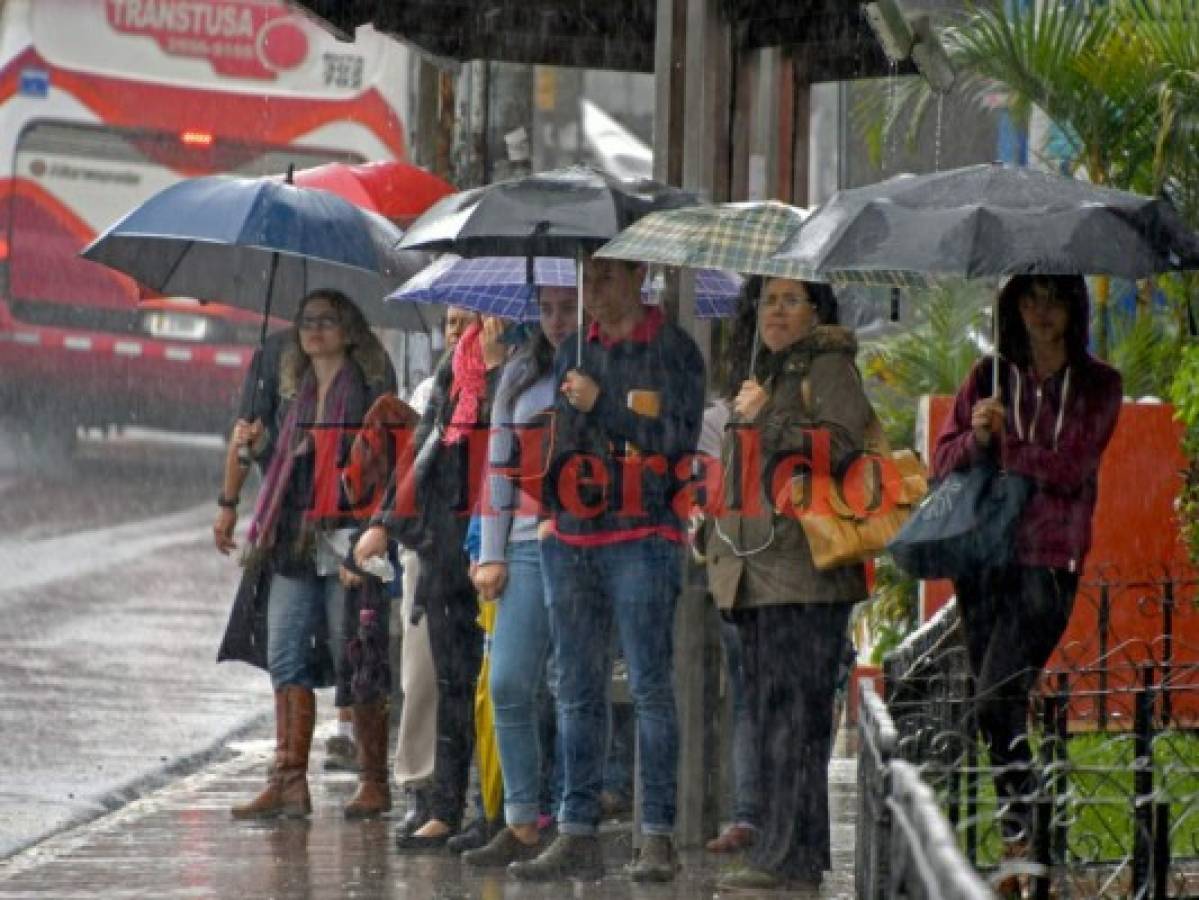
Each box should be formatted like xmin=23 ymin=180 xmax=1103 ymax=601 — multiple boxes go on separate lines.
xmin=398 ymin=165 xmax=697 ymax=362
xmin=774 ymin=163 xmax=1199 ymax=285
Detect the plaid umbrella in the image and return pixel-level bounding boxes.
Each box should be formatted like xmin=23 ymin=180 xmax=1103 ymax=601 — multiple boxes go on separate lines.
xmin=595 ymin=200 xmax=815 ymax=279
xmin=388 ymin=254 xmax=743 ymax=320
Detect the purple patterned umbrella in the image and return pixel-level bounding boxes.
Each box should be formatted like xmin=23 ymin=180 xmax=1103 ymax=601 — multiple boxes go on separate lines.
xmin=388 ymin=254 xmax=742 ymax=320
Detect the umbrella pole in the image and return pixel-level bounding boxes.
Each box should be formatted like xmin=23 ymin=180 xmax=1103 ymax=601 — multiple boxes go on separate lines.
xmin=749 ymin=297 xmax=762 ymax=380
xmin=238 ymin=249 xmax=283 ymax=467
xmin=576 ymin=251 xmax=584 ymax=369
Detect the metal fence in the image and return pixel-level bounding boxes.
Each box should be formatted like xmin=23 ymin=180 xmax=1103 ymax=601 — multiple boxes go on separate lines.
xmin=857 ymin=678 xmax=993 ymax=899
xmin=866 ymin=568 xmax=1199 ymax=899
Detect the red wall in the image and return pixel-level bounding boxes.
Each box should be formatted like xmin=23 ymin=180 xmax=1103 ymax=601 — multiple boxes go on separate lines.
xmin=918 ymin=400 xmax=1199 ymax=727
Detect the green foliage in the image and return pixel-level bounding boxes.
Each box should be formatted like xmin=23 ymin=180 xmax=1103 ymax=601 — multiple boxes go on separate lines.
xmin=1168 ymin=342 xmax=1199 ymax=562
xmin=858 ymin=557 xmax=917 ymax=665
xmin=1106 ymin=308 xmax=1182 ymax=399
xmin=855 ymin=282 xmax=991 ymax=657
xmin=859 ymin=0 xmax=1199 ymax=225
xmin=862 ymin=281 xmax=992 ymax=448
xmin=942 ymin=731 xmax=1199 ymax=866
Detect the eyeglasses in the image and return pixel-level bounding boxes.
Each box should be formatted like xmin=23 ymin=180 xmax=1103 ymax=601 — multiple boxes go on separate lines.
xmin=299 ymin=314 xmax=341 ymax=331
xmin=760 ymin=294 xmax=815 ymax=312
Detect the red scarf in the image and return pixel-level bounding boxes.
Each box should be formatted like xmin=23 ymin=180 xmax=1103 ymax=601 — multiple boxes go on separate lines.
xmin=443 ymin=320 xmax=487 ymax=445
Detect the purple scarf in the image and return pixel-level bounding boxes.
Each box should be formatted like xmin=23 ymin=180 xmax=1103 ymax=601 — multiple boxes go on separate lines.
xmin=247 ymin=362 xmax=355 ymax=551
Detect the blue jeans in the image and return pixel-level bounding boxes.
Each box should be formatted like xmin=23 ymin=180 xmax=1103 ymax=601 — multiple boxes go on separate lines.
xmin=719 ymin=614 xmax=760 ymax=826
xmin=542 ymin=535 xmax=681 ymax=836
xmin=490 ymin=540 xmax=555 ymax=826
xmin=266 ymin=572 xmax=346 ymax=691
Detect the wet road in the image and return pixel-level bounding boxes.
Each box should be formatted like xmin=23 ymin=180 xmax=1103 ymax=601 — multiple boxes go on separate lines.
xmin=0 ymin=428 xmax=270 ymax=858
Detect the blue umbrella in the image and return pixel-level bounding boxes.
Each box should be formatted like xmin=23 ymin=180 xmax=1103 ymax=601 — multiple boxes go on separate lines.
xmin=81 ymin=174 xmax=434 ymax=329
xmin=389 ymin=255 xmax=742 ymax=321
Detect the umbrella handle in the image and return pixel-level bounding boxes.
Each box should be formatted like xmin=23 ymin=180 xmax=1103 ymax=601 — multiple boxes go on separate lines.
xmin=576 ymin=253 xmax=584 ymax=370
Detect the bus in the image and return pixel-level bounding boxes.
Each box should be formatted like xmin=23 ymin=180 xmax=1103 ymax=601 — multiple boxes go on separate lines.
xmin=0 ymin=0 xmax=415 ymax=452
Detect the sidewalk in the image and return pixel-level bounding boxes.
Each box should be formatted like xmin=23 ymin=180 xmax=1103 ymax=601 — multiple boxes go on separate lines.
xmin=0 ymin=722 xmax=858 ymax=898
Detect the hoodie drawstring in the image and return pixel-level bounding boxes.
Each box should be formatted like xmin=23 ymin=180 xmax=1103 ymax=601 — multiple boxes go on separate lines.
xmin=1010 ymin=361 xmax=1070 ymax=451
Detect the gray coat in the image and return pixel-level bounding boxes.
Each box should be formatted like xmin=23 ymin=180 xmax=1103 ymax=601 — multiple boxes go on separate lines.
xmin=706 ymin=326 xmax=873 ymax=611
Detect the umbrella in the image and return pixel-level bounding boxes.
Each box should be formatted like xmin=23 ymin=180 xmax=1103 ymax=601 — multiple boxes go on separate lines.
xmin=397 ymin=165 xmax=697 ymax=258
xmin=291 ymin=160 xmax=456 ymax=226
xmin=595 ymin=200 xmax=813 ymax=279
xmin=397 ymin=165 xmax=697 ymax=362
xmin=772 ymin=163 xmax=1199 ymax=286
xmin=388 ymin=254 xmax=742 ymax=320
xmin=81 ymin=174 xmax=433 ymax=328
xmin=474 ymin=598 xmax=503 ymax=824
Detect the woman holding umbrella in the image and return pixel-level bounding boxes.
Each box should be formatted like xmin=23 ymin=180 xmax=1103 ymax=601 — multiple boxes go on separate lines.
xmin=932 ymin=275 xmax=1121 ymax=896
xmin=227 ymin=288 xmax=393 ymax=820
xmin=705 ymin=276 xmax=873 ymax=891
xmin=460 ymin=286 xmax=577 ymax=867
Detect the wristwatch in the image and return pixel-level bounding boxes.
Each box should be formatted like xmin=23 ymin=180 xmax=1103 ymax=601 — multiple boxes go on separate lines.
xmin=217 ymin=494 xmax=239 ymax=510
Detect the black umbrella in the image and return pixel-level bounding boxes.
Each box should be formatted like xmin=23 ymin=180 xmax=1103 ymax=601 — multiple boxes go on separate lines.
xmin=774 ymin=163 xmax=1199 ymax=285
xmin=397 ymin=165 xmax=697 ymax=361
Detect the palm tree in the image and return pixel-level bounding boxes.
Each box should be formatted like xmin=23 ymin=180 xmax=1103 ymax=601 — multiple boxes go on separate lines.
xmin=856 ymin=0 xmax=1199 ymax=358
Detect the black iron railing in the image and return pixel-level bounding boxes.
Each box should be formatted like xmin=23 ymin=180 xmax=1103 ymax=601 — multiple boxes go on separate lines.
xmin=867 ymin=567 xmax=1199 ymax=899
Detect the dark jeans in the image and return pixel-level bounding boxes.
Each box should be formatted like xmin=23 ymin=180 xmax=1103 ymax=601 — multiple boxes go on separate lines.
xmin=718 ymin=614 xmax=760 ymax=826
xmin=420 ymin=544 xmax=484 ymax=829
xmin=955 ymin=565 xmax=1078 ymax=840
xmin=542 ymin=535 xmax=681 ymax=835
xmin=733 ymin=601 xmax=851 ymax=880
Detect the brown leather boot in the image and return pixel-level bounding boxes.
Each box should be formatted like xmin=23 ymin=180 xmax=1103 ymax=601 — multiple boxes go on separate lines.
xmin=344 ymin=698 xmax=392 ymax=819
xmin=232 ymin=686 xmax=315 ymax=819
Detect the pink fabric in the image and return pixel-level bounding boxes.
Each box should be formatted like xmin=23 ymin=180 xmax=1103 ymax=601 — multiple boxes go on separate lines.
xmin=247 ymin=362 xmax=354 ymax=549
xmin=443 ymin=320 xmax=487 ymax=445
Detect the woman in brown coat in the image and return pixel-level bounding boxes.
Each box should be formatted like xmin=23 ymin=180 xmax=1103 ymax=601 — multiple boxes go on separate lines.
xmin=707 ymin=276 xmax=872 ymax=891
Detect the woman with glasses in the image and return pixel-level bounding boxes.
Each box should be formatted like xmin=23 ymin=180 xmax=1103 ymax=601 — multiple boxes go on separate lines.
xmin=223 ymin=288 xmax=392 ymax=820
xmin=706 ymin=276 xmax=873 ymax=891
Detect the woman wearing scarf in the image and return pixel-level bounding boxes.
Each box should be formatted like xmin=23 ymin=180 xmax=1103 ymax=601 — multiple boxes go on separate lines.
xmin=706 ymin=277 xmax=872 ymax=891
xmin=224 ymin=288 xmax=391 ymax=820
xmin=356 ymin=314 xmax=507 ymax=849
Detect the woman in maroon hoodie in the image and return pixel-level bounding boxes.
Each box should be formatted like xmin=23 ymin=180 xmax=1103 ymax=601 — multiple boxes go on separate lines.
xmin=932 ymin=274 xmax=1122 ymax=886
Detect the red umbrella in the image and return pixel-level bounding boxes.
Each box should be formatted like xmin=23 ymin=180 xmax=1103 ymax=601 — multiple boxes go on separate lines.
xmin=291 ymin=161 xmax=455 ymax=226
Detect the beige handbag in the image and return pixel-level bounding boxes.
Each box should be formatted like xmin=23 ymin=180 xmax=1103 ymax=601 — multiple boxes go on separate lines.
xmin=796 ymin=414 xmax=929 ymax=571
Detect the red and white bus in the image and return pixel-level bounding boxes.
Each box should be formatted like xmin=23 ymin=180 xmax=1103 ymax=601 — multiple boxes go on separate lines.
xmin=0 ymin=0 xmax=414 ymax=450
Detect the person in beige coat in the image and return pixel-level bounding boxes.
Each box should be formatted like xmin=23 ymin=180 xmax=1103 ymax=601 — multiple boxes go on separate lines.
xmin=707 ymin=276 xmax=871 ymax=892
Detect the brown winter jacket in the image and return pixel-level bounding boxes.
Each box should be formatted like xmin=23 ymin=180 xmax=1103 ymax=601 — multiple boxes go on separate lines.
xmin=706 ymin=325 xmax=873 ymax=611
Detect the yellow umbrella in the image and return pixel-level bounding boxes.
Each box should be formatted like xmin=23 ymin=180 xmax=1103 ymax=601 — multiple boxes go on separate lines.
xmin=474 ymin=596 xmax=503 ymax=821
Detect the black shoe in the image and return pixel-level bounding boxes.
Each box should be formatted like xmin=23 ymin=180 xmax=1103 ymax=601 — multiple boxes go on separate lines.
xmin=446 ymin=817 xmax=500 ymax=854
xmin=509 ymin=833 xmax=604 ymax=882
xmin=627 ymin=834 xmax=680 ymax=883
xmin=394 ymin=827 xmax=451 ymax=853
xmin=395 ymin=790 xmax=428 ymax=838
xmin=461 ymin=828 xmax=544 ymax=868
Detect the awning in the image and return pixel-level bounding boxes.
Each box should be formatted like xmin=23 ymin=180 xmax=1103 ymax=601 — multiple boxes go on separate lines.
xmin=289 ymin=0 xmax=902 ymax=78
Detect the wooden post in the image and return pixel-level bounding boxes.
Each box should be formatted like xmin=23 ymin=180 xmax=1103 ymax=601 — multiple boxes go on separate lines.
xmin=650 ymin=0 xmax=731 ymax=851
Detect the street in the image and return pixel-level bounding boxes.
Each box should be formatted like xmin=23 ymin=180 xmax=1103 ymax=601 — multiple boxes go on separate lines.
xmin=0 ymin=426 xmax=269 ymax=859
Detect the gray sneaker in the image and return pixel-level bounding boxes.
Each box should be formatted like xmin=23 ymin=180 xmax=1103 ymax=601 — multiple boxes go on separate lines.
xmin=323 ymin=734 xmax=359 ymax=772
xmin=509 ymin=833 xmax=603 ymax=881
xmin=627 ymin=834 xmax=680 ymax=883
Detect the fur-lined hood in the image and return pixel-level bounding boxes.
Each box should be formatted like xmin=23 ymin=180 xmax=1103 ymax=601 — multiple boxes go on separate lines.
xmin=754 ymin=324 xmax=857 ymax=383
